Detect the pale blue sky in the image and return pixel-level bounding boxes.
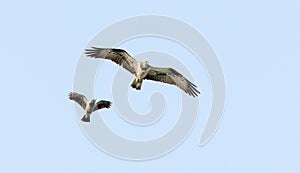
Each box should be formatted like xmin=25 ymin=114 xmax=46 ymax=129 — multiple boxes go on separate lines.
xmin=1 ymin=0 xmax=299 ymax=172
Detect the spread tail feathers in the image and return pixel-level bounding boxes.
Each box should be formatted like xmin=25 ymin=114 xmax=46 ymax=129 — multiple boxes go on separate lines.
xmin=81 ymin=114 xmax=90 ymax=122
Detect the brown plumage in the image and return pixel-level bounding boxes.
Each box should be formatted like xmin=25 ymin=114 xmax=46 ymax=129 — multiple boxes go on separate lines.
xmin=85 ymin=47 xmax=200 ymax=97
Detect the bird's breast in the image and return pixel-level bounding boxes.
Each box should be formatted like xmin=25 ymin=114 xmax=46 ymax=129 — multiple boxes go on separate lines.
xmin=85 ymin=104 xmax=94 ymax=113
xmin=136 ymin=66 xmax=150 ymax=79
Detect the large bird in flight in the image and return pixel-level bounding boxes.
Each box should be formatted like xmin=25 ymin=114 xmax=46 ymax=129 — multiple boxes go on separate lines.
xmin=85 ymin=47 xmax=200 ymax=97
xmin=68 ymin=92 xmax=111 ymax=122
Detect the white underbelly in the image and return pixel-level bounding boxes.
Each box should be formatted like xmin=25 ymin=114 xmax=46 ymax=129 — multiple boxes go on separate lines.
xmin=136 ymin=66 xmax=149 ymax=79
xmin=85 ymin=104 xmax=93 ymax=113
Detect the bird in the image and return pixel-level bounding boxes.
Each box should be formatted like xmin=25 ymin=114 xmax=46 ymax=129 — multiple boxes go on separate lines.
xmin=85 ymin=47 xmax=200 ymax=97
xmin=68 ymin=92 xmax=112 ymax=122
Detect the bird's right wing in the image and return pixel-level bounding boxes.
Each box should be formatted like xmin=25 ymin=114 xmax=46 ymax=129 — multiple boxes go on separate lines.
xmin=68 ymin=92 xmax=88 ymax=109
xmin=93 ymin=100 xmax=112 ymax=112
xmin=85 ymin=47 xmax=138 ymax=75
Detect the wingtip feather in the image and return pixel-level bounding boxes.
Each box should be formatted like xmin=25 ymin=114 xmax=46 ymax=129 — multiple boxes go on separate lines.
xmin=68 ymin=92 xmax=73 ymax=100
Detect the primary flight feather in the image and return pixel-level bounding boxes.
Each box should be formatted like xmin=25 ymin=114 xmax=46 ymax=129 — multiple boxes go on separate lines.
xmin=85 ymin=47 xmax=200 ymax=97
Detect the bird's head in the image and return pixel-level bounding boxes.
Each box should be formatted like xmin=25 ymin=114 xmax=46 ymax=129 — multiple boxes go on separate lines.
xmin=90 ymin=99 xmax=96 ymax=105
xmin=140 ymin=61 xmax=149 ymax=69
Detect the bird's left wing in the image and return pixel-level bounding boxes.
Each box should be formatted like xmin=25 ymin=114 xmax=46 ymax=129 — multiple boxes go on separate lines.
xmin=93 ymin=100 xmax=112 ymax=112
xmin=68 ymin=92 xmax=88 ymax=109
xmin=144 ymin=67 xmax=200 ymax=97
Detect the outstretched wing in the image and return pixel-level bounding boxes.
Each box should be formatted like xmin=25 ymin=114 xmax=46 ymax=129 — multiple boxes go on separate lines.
xmin=68 ymin=92 xmax=88 ymax=109
xmin=93 ymin=100 xmax=112 ymax=112
xmin=144 ymin=67 xmax=200 ymax=97
xmin=85 ymin=47 xmax=138 ymax=74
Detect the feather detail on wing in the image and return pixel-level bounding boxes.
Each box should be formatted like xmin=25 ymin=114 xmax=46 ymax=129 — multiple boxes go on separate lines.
xmin=93 ymin=100 xmax=112 ymax=112
xmin=68 ymin=92 xmax=88 ymax=109
xmin=85 ymin=47 xmax=138 ymax=74
xmin=144 ymin=67 xmax=200 ymax=97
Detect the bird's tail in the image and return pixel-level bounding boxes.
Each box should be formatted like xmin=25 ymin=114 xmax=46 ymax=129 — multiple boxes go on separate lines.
xmin=81 ymin=114 xmax=90 ymax=122
xmin=131 ymin=79 xmax=143 ymax=90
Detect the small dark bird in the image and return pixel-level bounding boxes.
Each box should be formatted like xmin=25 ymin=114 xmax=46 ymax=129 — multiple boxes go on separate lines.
xmin=85 ymin=47 xmax=200 ymax=97
xmin=68 ymin=92 xmax=111 ymax=122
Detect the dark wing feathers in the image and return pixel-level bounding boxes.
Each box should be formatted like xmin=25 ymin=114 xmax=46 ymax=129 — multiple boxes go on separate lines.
xmin=68 ymin=92 xmax=88 ymax=109
xmin=93 ymin=100 xmax=112 ymax=112
xmin=85 ymin=47 xmax=137 ymax=74
xmin=85 ymin=47 xmax=200 ymax=97
xmin=145 ymin=67 xmax=200 ymax=97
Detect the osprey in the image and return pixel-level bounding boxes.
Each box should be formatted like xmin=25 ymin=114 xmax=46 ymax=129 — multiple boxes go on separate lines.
xmin=68 ymin=92 xmax=111 ymax=122
xmin=85 ymin=47 xmax=200 ymax=97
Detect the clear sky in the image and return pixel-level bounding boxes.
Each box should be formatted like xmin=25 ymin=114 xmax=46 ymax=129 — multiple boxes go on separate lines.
xmin=1 ymin=0 xmax=299 ymax=172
